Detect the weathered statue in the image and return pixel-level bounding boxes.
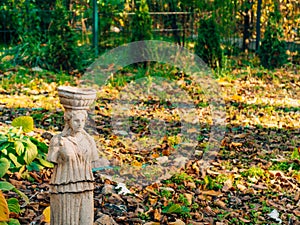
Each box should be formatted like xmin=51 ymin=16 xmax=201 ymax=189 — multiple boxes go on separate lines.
xmin=47 ymin=86 xmax=98 ymax=225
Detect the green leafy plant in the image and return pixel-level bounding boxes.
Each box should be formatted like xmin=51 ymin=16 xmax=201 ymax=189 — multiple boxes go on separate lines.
xmin=178 ymin=194 xmax=190 ymax=206
xmin=0 ymin=181 xmax=28 ymax=225
xmin=258 ymin=5 xmax=288 ymax=69
xmin=195 ymin=16 xmax=223 ymax=69
xmin=291 ymin=148 xmax=300 ymax=160
xmin=11 ymin=116 xmax=34 ymax=133
xmin=0 ymin=122 xmax=53 ymax=178
xmin=241 ymin=166 xmax=265 ymax=178
xmin=203 ymin=175 xmax=223 ymax=190
xmin=159 ymin=189 xmax=172 ymax=199
xmin=0 ymin=159 xmax=10 ymax=178
xmin=162 ymin=202 xmax=191 ymax=218
xmin=131 ymin=0 xmax=152 ymax=42
xmin=170 ymin=172 xmax=193 ymax=184
xmin=137 ymin=212 xmax=150 ymax=220
xmin=129 ymin=0 xmax=152 ymax=68
xmin=44 ymin=2 xmax=93 ymax=72
xmin=2 ymin=0 xmax=93 ymax=72
xmin=0 ymin=163 xmax=28 ymax=225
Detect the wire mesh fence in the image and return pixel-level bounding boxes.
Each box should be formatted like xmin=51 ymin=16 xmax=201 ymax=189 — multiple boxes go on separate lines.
xmin=0 ymin=1 xmax=299 ymax=61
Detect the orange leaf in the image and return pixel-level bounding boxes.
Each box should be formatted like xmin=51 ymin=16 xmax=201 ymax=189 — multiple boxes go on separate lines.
xmin=151 ymin=153 xmax=159 ymax=158
xmin=153 ymin=208 xmax=161 ymax=221
xmin=131 ymin=160 xmax=142 ymax=167
xmin=0 ymin=191 xmax=9 ymax=222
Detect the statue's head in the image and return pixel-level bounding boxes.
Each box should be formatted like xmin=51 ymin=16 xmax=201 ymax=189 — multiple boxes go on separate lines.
xmin=63 ymin=109 xmax=88 ymax=136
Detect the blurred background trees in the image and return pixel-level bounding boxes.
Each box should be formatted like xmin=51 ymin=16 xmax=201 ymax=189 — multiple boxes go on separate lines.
xmin=0 ymin=0 xmax=299 ymax=71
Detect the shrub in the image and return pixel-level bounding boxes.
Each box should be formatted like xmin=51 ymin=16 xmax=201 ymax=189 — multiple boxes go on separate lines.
xmin=130 ymin=0 xmax=152 ymax=67
xmin=2 ymin=0 xmax=93 ymax=72
xmin=195 ymin=16 xmax=223 ymax=69
xmin=258 ymin=8 xmax=288 ymax=69
xmin=130 ymin=0 xmax=152 ymax=42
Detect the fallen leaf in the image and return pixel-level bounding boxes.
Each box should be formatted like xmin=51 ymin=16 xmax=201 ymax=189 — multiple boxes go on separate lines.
xmin=222 ymin=177 xmax=233 ymax=192
xmin=239 ymin=217 xmax=251 ymax=223
xmin=168 ymin=219 xmax=185 ymax=225
xmin=0 ymin=191 xmax=9 ymax=222
xmin=153 ymin=208 xmax=161 ymax=221
xmin=144 ymin=222 xmax=160 ymax=225
xmin=293 ymin=209 xmax=300 ymax=217
xmin=201 ymin=190 xmax=222 ymax=197
xmin=42 ymin=206 xmax=51 ymax=223
xmin=214 ymin=199 xmax=228 ymax=210
xmin=183 ymin=193 xmax=193 ymax=205
xmin=237 ymin=184 xmax=247 ymax=192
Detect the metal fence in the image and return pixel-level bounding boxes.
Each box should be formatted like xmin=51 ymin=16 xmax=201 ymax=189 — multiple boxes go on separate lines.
xmin=0 ymin=2 xmax=299 ymax=59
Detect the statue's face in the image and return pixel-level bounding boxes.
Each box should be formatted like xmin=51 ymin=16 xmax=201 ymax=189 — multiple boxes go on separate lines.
xmin=69 ymin=113 xmax=86 ymax=133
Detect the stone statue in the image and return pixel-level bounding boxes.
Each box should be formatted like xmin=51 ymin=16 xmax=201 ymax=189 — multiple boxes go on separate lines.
xmin=47 ymin=86 xmax=98 ymax=225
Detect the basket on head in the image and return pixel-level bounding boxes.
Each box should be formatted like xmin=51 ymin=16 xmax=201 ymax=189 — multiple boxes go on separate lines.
xmin=57 ymin=86 xmax=97 ymax=110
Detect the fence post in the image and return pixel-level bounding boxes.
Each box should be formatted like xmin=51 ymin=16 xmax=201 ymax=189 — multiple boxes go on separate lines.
xmin=92 ymin=0 xmax=98 ymax=56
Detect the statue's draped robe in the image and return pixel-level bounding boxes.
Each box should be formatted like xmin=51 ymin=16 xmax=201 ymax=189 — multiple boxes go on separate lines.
xmin=47 ymin=132 xmax=98 ymax=225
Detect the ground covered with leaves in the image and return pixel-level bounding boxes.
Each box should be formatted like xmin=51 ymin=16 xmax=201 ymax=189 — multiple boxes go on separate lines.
xmin=0 ymin=64 xmax=300 ymax=225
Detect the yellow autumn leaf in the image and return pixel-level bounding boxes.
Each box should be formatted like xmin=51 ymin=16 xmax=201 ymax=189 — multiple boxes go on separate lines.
xmin=42 ymin=206 xmax=51 ymax=223
xmin=131 ymin=160 xmax=143 ymax=167
xmin=0 ymin=191 xmax=9 ymax=222
xmin=231 ymin=94 xmax=242 ymax=102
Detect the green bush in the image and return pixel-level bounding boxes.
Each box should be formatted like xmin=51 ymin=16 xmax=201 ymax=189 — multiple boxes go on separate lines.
xmin=43 ymin=4 xmax=91 ymax=72
xmin=129 ymin=0 xmax=152 ymax=67
xmin=258 ymin=9 xmax=288 ymax=69
xmin=131 ymin=0 xmax=152 ymax=42
xmin=195 ymin=17 xmax=223 ymax=69
xmin=1 ymin=0 xmax=93 ymax=72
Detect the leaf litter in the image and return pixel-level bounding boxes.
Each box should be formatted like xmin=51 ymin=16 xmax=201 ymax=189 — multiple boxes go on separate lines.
xmin=0 ymin=66 xmax=299 ymax=224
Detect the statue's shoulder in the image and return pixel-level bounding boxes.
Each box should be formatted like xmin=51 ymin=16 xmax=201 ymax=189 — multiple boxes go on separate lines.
xmin=50 ymin=133 xmax=62 ymax=145
xmin=83 ymin=132 xmax=96 ymax=147
xmin=83 ymin=131 xmax=94 ymax=140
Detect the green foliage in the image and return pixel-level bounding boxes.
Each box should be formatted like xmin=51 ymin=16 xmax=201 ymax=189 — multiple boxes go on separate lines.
xmin=162 ymin=203 xmax=191 ymax=218
xmin=0 ymin=123 xmax=53 ymax=178
xmin=1 ymin=0 xmax=93 ymax=72
xmin=241 ymin=166 xmax=265 ymax=178
xmin=98 ymin=0 xmax=125 ymax=34
xmin=159 ymin=189 xmax=172 ymax=199
xmin=270 ymin=161 xmax=300 ymax=171
xmin=0 ymin=181 xmax=28 ymax=225
xmin=131 ymin=0 xmax=152 ymax=42
xmin=195 ymin=17 xmax=223 ymax=69
xmin=169 ymin=172 xmax=193 ymax=184
xmin=203 ymin=175 xmax=223 ymax=190
xmin=291 ymin=148 xmax=300 ymax=160
xmin=137 ymin=212 xmax=150 ymax=220
xmin=178 ymin=194 xmax=190 ymax=206
xmin=11 ymin=116 xmax=34 ymax=133
xmin=44 ymin=2 xmax=93 ymax=72
xmin=258 ymin=7 xmax=288 ymax=69
xmin=7 ymin=198 xmax=20 ymax=214
xmin=0 ymin=159 xmax=10 ymax=178
xmin=7 ymin=219 xmax=21 ymax=225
